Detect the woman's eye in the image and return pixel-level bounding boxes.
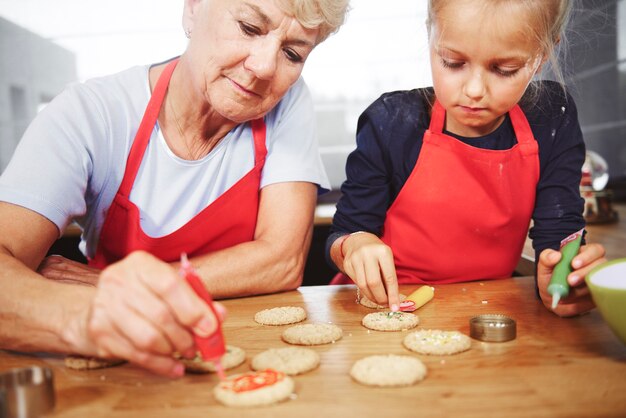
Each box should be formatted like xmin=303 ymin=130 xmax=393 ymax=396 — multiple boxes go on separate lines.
xmin=283 ymin=48 xmax=303 ymax=63
xmin=239 ymin=21 xmax=261 ymax=36
xmin=440 ymin=58 xmax=463 ymax=69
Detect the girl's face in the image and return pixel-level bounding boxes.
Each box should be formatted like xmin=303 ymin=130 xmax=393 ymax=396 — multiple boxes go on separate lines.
xmin=183 ymin=0 xmax=319 ymax=123
xmin=429 ymin=1 xmax=544 ymax=137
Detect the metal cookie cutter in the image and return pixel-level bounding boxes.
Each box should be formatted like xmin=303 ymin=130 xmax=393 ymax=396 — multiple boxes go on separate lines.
xmin=0 ymin=366 xmax=55 ymax=418
xmin=470 ymin=314 xmax=517 ymax=342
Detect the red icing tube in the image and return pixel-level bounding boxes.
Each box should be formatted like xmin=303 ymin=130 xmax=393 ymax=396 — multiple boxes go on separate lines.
xmin=180 ymin=253 xmax=227 ymax=379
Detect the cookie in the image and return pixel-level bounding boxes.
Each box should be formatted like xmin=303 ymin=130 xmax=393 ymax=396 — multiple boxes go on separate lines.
xmin=350 ymin=354 xmax=427 ymax=387
xmin=358 ymin=293 xmax=407 ymax=309
xmin=403 ymin=330 xmax=472 ymax=355
xmin=64 ymin=355 xmax=126 ymax=370
xmin=251 ymin=347 xmax=320 ymax=375
xmin=181 ymin=345 xmax=246 ymax=373
xmin=361 ymin=311 xmax=419 ymax=331
xmin=281 ymin=323 xmax=343 ymax=345
xmin=213 ymin=370 xmax=294 ymax=407
xmin=254 ymin=306 xmax=307 ymax=325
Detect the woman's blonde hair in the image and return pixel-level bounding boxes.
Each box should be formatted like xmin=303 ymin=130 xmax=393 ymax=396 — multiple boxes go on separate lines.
xmin=427 ymin=0 xmax=572 ymax=87
xmin=277 ymin=0 xmax=350 ymax=43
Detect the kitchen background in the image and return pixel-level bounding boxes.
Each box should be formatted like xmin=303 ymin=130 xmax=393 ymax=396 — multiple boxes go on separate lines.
xmin=0 ymin=0 xmax=624 ymax=282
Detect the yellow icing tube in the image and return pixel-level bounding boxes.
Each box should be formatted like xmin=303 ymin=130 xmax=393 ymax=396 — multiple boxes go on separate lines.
xmin=405 ymin=285 xmax=435 ymax=310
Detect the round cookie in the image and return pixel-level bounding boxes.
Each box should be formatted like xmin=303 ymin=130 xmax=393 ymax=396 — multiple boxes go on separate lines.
xmin=213 ymin=370 xmax=295 ymax=407
xmin=64 ymin=355 xmax=126 ymax=370
xmin=254 ymin=306 xmax=307 ymax=325
xmin=281 ymin=323 xmax=343 ymax=345
xmin=358 ymin=293 xmax=407 ymax=309
xmin=350 ymin=354 xmax=427 ymax=387
xmin=181 ymin=345 xmax=246 ymax=373
xmin=403 ymin=330 xmax=472 ymax=355
xmin=251 ymin=347 xmax=320 ymax=375
xmin=361 ymin=312 xmax=419 ymax=331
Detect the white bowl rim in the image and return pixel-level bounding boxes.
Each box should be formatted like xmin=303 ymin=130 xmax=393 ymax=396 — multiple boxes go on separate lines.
xmin=587 ymin=258 xmax=626 ymax=290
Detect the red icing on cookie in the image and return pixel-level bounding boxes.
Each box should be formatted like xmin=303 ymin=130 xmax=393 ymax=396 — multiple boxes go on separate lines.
xmin=230 ymin=370 xmax=284 ymax=393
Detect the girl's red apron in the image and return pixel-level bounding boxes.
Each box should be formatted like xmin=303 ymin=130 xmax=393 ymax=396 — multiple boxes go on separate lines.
xmin=90 ymin=59 xmax=267 ymax=268
xmin=332 ymin=100 xmax=539 ymax=284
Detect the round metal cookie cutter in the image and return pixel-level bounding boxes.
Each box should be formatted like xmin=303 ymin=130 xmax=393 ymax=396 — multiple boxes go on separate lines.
xmin=470 ymin=314 xmax=516 ymax=342
xmin=0 ymin=366 xmax=55 ymax=418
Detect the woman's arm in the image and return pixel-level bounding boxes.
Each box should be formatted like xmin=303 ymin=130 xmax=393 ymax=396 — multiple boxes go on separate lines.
xmin=0 ymin=202 xmax=81 ymax=352
xmin=191 ymin=181 xmax=316 ymax=298
xmin=0 ymin=202 xmax=222 ymax=377
xmin=37 ymin=181 xmax=317 ymax=298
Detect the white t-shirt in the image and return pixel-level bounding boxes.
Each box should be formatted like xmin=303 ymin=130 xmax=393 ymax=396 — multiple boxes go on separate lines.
xmin=0 ymin=64 xmax=329 ymax=258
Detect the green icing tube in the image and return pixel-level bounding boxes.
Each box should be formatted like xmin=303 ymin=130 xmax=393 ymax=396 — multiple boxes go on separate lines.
xmin=548 ymin=229 xmax=584 ymax=309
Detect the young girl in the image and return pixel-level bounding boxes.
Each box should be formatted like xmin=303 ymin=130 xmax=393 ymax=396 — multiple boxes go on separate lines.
xmin=327 ymin=0 xmax=607 ymax=317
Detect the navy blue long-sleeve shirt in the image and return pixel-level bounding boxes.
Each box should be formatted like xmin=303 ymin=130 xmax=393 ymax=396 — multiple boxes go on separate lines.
xmin=327 ymin=81 xmax=586 ymax=272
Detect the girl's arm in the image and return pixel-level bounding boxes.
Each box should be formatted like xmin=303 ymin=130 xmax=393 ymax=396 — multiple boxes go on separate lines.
xmin=326 ymin=95 xmax=406 ymax=306
xmin=528 ymin=83 xmax=607 ymax=315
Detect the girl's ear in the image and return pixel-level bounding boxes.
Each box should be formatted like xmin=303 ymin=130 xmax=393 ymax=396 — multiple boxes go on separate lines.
xmin=534 ymin=53 xmax=549 ymax=75
xmin=536 ymin=36 xmax=560 ymax=74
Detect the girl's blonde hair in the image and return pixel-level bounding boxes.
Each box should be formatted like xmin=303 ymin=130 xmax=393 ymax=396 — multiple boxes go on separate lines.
xmin=277 ymin=0 xmax=350 ymax=43
xmin=426 ymin=0 xmax=572 ymax=88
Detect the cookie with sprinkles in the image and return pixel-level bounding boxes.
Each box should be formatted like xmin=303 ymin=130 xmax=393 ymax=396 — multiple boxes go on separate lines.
xmin=181 ymin=345 xmax=246 ymax=373
xmin=213 ymin=369 xmax=295 ymax=407
xmin=403 ymin=330 xmax=472 ymax=355
xmin=361 ymin=311 xmax=419 ymax=331
xmin=254 ymin=306 xmax=307 ymax=325
xmin=358 ymin=293 xmax=407 ymax=309
xmin=350 ymin=354 xmax=427 ymax=387
xmin=281 ymin=323 xmax=343 ymax=345
xmin=251 ymin=347 xmax=320 ymax=375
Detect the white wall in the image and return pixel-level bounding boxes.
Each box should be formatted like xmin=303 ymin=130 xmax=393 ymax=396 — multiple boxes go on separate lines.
xmin=0 ymin=17 xmax=77 ymax=170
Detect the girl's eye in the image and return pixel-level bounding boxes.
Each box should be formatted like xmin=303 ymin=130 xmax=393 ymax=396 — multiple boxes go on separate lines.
xmin=239 ymin=21 xmax=261 ymax=36
xmin=493 ymin=66 xmax=519 ymax=78
xmin=283 ymin=48 xmax=303 ymax=63
xmin=440 ymin=58 xmax=464 ymax=69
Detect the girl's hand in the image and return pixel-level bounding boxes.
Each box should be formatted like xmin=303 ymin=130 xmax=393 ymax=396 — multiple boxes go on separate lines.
xmin=64 ymin=251 xmax=225 ymax=378
xmin=340 ymin=232 xmax=401 ymax=310
xmin=537 ymin=243 xmax=607 ymax=317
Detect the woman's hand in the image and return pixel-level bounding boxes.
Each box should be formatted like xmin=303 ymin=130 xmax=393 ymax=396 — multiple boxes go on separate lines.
xmin=64 ymin=251 xmax=226 ymax=378
xmin=339 ymin=232 xmax=400 ymax=310
xmin=38 ymin=255 xmax=100 ymax=287
xmin=537 ymin=243 xmax=607 ymax=317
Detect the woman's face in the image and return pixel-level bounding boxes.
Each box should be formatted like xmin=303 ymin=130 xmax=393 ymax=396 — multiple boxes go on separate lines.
xmin=183 ymin=0 xmax=319 ymax=123
xmin=429 ymin=1 xmax=543 ymax=137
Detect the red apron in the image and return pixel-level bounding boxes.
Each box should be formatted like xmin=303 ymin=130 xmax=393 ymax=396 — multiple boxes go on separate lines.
xmin=90 ymin=59 xmax=267 ymax=268
xmin=332 ymin=100 xmax=539 ymax=285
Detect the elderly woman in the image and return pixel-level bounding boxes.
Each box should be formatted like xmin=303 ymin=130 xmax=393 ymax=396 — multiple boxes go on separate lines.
xmin=0 ymin=0 xmax=349 ymax=377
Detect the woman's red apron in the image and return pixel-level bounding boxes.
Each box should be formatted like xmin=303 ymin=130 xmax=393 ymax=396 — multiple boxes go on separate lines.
xmin=90 ymin=59 xmax=267 ymax=268
xmin=332 ymin=100 xmax=539 ymax=284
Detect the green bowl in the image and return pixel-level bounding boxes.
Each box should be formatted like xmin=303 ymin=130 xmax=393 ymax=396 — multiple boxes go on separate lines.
xmin=586 ymin=258 xmax=626 ymax=345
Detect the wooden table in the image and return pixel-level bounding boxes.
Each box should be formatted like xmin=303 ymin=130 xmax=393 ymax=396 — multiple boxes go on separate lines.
xmin=1 ymin=278 xmax=625 ymax=418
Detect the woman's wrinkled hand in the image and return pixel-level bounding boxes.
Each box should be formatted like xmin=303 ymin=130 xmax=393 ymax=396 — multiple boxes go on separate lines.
xmin=537 ymin=243 xmax=607 ymax=317
xmin=340 ymin=232 xmax=400 ymax=310
xmin=38 ymin=255 xmax=101 ymax=287
xmin=63 ymin=251 xmax=226 ymax=378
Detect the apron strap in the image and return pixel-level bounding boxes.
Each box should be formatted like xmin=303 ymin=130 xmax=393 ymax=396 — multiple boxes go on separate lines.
xmin=509 ymin=104 xmax=538 ymax=157
xmin=428 ymin=100 xmax=446 ymax=134
xmin=429 ymin=101 xmax=538 ymax=157
xmin=250 ymin=118 xmax=268 ymax=166
xmin=117 ymin=58 xmax=179 ymax=197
